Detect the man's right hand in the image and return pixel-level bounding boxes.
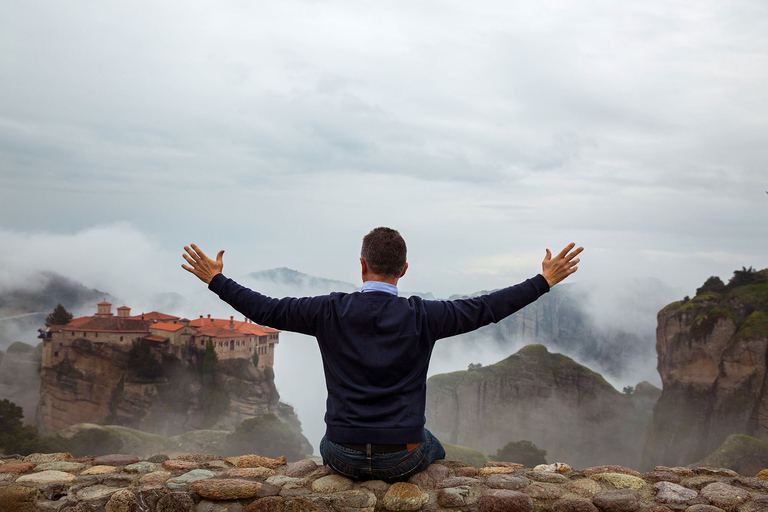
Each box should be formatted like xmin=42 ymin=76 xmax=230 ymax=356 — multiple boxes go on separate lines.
xmin=182 ymin=244 xmax=225 ymax=284
xmin=541 ymin=243 xmax=583 ymax=288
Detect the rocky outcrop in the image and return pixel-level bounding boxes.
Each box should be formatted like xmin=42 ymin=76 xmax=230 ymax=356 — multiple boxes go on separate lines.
xmin=426 ymin=345 xmax=660 ymax=469
xmin=36 ymin=337 xmax=303 ymax=444
xmin=642 ymin=269 xmax=768 ymax=469
xmin=2 ymin=452 xmax=767 ymax=512
xmin=0 ymin=342 xmax=41 ymax=423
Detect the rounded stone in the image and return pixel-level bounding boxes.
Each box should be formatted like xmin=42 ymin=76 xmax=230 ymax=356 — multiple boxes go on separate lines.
xmin=329 ymin=489 xmax=377 ymax=512
xmin=228 ymin=467 xmax=277 ymax=479
xmin=16 ymin=469 xmax=77 ymax=485
xmin=147 ymin=454 xmax=170 ymax=463
xmin=478 ymin=489 xmax=534 ymax=512
xmin=551 ymin=498 xmax=600 ymax=512
xmin=524 ymin=482 xmax=566 ymax=501
xmin=700 ymin=482 xmax=751 ymax=511
xmin=485 ymin=462 xmax=525 ymax=469
xmin=163 ymin=459 xmax=200 ymax=471
xmin=382 ymin=482 xmax=429 ymax=511
xmin=0 ymin=462 xmax=36 ymax=474
xmin=0 ymin=484 xmax=39 ymax=511
xmin=291 ymin=497 xmax=324 ymax=512
xmin=34 ymin=461 xmax=85 ymax=473
xmin=286 ymin=459 xmax=319 ymax=477
xmin=757 ymin=469 xmax=768 ymax=481
xmin=124 ymin=461 xmax=160 ymax=474
xmin=438 ymin=486 xmax=479 ymax=507
xmin=438 ymin=476 xmax=482 ymax=488
xmin=591 ymin=473 xmax=646 ymax=490
xmin=166 ymin=469 xmax=215 ymax=489
xmin=457 ymin=466 xmax=478 ymax=477
xmin=140 ymin=470 xmax=172 ymax=484
xmin=157 ymin=491 xmax=195 ymax=512
xmin=176 ymin=453 xmax=223 ymax=463
xmin=311 ymin=474 xmax=354 ymax=493
xmin=486 ymin=475 xmax=530 ymax=491
xmin=105 ymin=488 xmax=137 ymax=512
xmin=642 ymin=471 xmax=681 ymax=484
xmin=76 ymin=484 xmax=121 ymax=505
xmin=82 ymin=465 xmax=119 ymax=475
xmin=227 ymin=454 xmax=287 ymax=469
xmin=583 ymin=466 xmax=641 ymax=477
xmin=527 ymin=471 xmax=568 ymax=484
xmin=591 ymin=489 xmax=641 ymax=512
xmin=191 ymin=478 xmax=262 ymax=500
xmin=244 ymin=496 xmax=286 ymax=512
xmin=23 ymin=452 xmax=73 ymax=464
xmin=567 ymin=479 xmax=603 ymax=497
xmin=92 ymin=454 xmax=140 ymax=466
xmin=653 ymin=481 xmax=698 ymax=504
xmin=479 ymin=467 xmax=518 ymax=476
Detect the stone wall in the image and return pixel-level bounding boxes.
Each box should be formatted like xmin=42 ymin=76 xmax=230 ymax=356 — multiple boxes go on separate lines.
xmin=2 ymin=452 xmax=768 ymax=512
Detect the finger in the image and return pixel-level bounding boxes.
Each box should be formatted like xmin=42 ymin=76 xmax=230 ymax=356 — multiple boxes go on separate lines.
xmin=565 ymin=246 xmax=584 ymax=260
xmin=544 ymin=248 xmax=552 ymax=262
xmin=182 ymin=253 xmax=196 ymax=265
xmin=184 ymin=246 xmax=200 ymax=261
xmin=190 ymin=243 xmax=209 ymax=261
xmin=216 ymin=250 xmax=225 ymax=262
xmin=181 ymin=264 xmax=194 ymax=273
xmin=557 ymin=243 xmax=576 ymax=259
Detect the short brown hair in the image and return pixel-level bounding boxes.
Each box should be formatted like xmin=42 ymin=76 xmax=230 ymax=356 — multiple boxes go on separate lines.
xmin=361 ymin=227 xmax=407 ymax=278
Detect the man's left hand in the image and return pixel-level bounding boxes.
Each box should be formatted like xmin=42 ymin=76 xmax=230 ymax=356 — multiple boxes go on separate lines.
xmin=182 ymin=244 xmax=225 ymax=284
xmin=541 ymin=243 xmax=583 ymax=288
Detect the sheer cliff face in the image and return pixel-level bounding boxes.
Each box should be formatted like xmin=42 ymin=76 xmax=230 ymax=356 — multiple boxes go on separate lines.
xmin=37 ymin=339 xmax=282 ymax=436
xmin=425 ymin=344 xmax=659 ymax=469
xmin=642 ymin=273 xmax=768 ymax=469
xmin=0 ymin=342 xmax=41 ymax=423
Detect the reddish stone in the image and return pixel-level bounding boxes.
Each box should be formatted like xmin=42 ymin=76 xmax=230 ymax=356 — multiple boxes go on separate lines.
xmin=478 ymin=489 xmax=534 ymax=512
xmin=642 ymin=472 xmax=681 ymax=484
xmin=244 ymin=496 xmax=286 ymax=512
xmin=0 ymin=463 xmax=36 ymax=474
xmin=286 ymin=459 xmax=318 ymax=477
xmin=190 ymin=478 xmax=262 ymax=500
xmin=457 ymin=466 xmax=478 ymax=477
xmin=162 ymin=459 xmax=200 ymax=471
xmin=551 ymin=498 xmax=600 ymax=512
xmin=92 ymin=454 xmax=140 ymax=466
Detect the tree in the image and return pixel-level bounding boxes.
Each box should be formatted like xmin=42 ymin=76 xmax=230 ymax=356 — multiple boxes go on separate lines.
xmin=45 ymin=303 xmax=73 ymax=327
xmin=0 ymin=399 xmax=40 ymax=455
xmin=127 ymin=340 xmax=163 ymax=381
xmin=696 ymin=276 xmax=726 ymax=296
xmin=623 ymin=386 xmax=635 ymax=395
xmin=493 ymin=440 xmax=547 ymax=467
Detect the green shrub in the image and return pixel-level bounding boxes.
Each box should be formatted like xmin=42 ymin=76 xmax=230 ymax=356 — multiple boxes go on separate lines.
xmin=225 ymin=414 xmax=304 ymax=461
xmin=127 ymin=340 xmax=163 ymax=381
xmin=493 ymin=440 xmax=547 ymax=467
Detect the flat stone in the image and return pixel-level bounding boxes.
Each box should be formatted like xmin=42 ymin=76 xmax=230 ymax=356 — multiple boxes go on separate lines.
xmin=191 ymin=478 xmax=262 ymax=500
xmin=382 ymin=482 xmax=429 ymax=511
xmin=0 ymin=484 xmax=39 ymax=512
xmin=694 ymin=468 xmax=739 ymax=477
xmin=0 ymin=462 xmax=36 ymax=474
xmin=534 ymin=463 xmax=573 ymax=474
xmin=731 ymin=476 xmax=768 ymax=492
xmin=163 ymin=459 xmax=200 ymax=471
xmin=227 ymin=454 xmax=287 ymax=469
xmin=228 ymin=467 xmax=277 ymax=479
xmin=438 ymin=476 xmax=483 ymax=488
xmin=756 ymin=469 xmax=768 ymax=481
xmin=359 ymin=479 xmax=392 ymax=503
xmin=16 ymin=469 xmax=77 ymax=485
xmin=654 ymin=466 xmax=694 ymax=477
xmin=74 ymin=455 xmax=98 ymax=464
xmin=457 ymin=466 xmax=478 ymax=477
xmin=479 ymin=467 xmax=518 ymax=476
xmin=34 ymin=462 xmax=85 ymax=473
xmin=286 ymin=459 xmax=319 ymax=477
xmin=292 ymin=497 xmax=325 ymax=512
xmin=591 ymin=489 xmax=641 ymax=512
xmin=438 ymin=486 xmax=479 ymax=507
xmin=201 ymin=459 xmax=230 ymax=471
xmin=243 ymin=496 xmax=286 ymax=512
xmin=140 ymin=470 xmax=172 ymax=484
xmin=583 ymin=466 xmax=641 ymax=477
xmin=478 ymin=489 xmax=534 ymax=512
xmin=685 ymin=506 xmax=726 ymax=512
xmin=156 ymin=491 xmax=195 ymax=511
xmin=686 ymin=476 xmax=720 ymax=490
xmin=642 ymin=471 xmax=681 ymax=484
xmin=407 ymin=471 xmax=434 ymax=489
xmin=166 ymin=469 xmax=215 ymax=489
xmin=76 ymin=484 xmax=121 ymax=505
xmin=23 ymin=453 xmax=73 ymax=464
xmin=267 ymin=475 xmax=310 ymax=488
xmin=653 ymin=481 xmax=698 ymax=504
xmin=124 ymin=461 xmax=160 ymax=474
xmin=486 ymin=475 xmax=530 ymax=490
xmin=551 ymin=498 xmax=600 ymax=512
xmin=524 ymin=482 xmax=566 ymax=501
xmin=567 ymin=479 xmax=604 ymax=497
xmin=81 ymin=465 xmax=119 ymax=475
xmin=485 ymin=462 xmax=526 ymax=469
xmin=92 ymin=454 xmax=140 ymax=466
xmin=427 ymin=464 xmax=451 ymax=482
xmin=591 ymin=473 xmax=646 ymax=490
xmin=329 ymin=489 xmax=377 ymax=512
xmin=147 ymin=454 xmax=170 ymax=463
xmin=527 ymin=471 xmax=568 ymax=484
xmin=257 ymin=483 xmax=282 ymax=498
xmin=312 ymin=474 xmax=354 ymax=493
xmin=105 ymin=488 xmax=137 ymax=512
xmin=700 ymin=482 xmax=751 ymax=511
xmin=176 ymin=453 xmax=223 ymax=463
xmin=307 ymin=466 xmax=335 ymax=480
xmin=646 ymin=507 xmax=674 ymax=512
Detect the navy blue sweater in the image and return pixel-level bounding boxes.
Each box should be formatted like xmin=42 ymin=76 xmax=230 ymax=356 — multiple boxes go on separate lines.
xmin=209 ymin=273 xmax=550 ymax=444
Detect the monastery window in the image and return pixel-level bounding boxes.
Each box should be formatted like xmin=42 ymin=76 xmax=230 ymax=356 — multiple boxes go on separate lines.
xmin=219 ymin=341 xmax=222 ymax=348
xmin=201 ymin=340 xmax=205 ymax=347
xmin=95 ymin=333 xmax=98 ymax=338
xmin=119 ymin=336 xmax=123 ymax=341
xmin=71 ymin=332 xmax=74 ymax=336
xmin=54 ymin=351 xmax=59 ymax=357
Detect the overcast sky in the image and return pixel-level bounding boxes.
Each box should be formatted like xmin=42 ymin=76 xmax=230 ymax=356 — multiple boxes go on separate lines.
xmin=2 ymin=0 xmax=767 ymax=447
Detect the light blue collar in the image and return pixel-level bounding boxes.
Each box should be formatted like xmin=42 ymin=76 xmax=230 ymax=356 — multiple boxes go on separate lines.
xmin=361 ymin=280 xmax=398 ymax=296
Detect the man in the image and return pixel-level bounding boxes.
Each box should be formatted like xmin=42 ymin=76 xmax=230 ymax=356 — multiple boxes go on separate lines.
xmin=182 ymin=227 xmax=582 ymax=482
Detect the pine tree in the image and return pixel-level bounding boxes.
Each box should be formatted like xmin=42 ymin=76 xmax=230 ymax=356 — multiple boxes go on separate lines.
xmin=45 ymin=303 xmax=73 ymax=327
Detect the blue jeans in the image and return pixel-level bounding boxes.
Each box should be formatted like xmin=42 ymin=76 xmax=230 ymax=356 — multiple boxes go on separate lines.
xmin=320 ymin=429 xmax=446 ymax=483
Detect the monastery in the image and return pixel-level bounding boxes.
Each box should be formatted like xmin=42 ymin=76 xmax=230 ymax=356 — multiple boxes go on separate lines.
xmin=38 ymin=301 xmax=279 ymax=370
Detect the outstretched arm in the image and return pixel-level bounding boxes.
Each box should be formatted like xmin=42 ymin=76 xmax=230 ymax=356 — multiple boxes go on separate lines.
xmin=182 ymin=244 xmax=225 ymax=284
xmin=541 ymin=243 xmax=583 ymax=287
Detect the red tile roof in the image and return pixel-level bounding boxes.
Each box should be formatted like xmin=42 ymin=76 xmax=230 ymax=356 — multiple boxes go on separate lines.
xmin=127 ymin=312 xmax=180 ymax=321
xmin=150 ymin=323 xmax=186 ymax=332
xmin=145 ymin=335 xmax=169 ymax=343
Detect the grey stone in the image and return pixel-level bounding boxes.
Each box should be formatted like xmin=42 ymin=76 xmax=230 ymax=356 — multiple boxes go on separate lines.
xmin=437 ymin=486 xmax=479 ymax=507
xmin=653 ymin=482 xmax=698 ymax=504
xmin=526 ymin=471 xmax=568 ymax=484
xmin=478 ymin=489 xmax=534 ymax=512
xmin=437 ymin=476 xmax=482 ymax=488
xmin=381 ymin=482 xmax=429 ymax=511
xmin=592 ymin=489 xmax=641 ymax=512
xmin=486 ymin=475 xmax=530 ymax=491
xmin=524 ymin=482 xmax=566 ymax=501
xmin=700 ymin=482 xmax=751 ymax=511
xmin=329 ymin=489 xmax=377 ymax=512
xmin=165 ymin=469 xmax=215 ymax=489
xmin=312 ymin=475 xmax=354 ymax=493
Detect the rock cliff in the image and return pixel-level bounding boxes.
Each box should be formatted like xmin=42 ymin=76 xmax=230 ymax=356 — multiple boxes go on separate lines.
xmin=425 ymin=344 xmax=659 ymax=469
xmin=36 ymin=337 xmax=305 ymax=447
xmin=642 ymin=268 xmax=768 ymax=469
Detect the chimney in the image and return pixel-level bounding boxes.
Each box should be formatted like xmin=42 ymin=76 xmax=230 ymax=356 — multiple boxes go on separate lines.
xmin=96 ymin=301 xmax=113 ymax=317
xmin=229 ymin=316 xmax=235 ymax=330
xmin=117 ymin=306 xmax=131 ymax=318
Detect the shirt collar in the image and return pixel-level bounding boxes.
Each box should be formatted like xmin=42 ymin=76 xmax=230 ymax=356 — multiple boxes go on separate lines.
xmin=361 ymin=280 xmax=399 ymax=296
